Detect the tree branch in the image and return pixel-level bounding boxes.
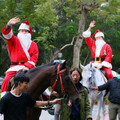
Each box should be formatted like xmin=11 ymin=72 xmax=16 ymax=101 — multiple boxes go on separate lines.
xmin=0 ymin=35 xmax=6 ymax=41
xmin=83 ymin=50 xmax=90 ymax=65
xmin=50 ymin=36 xmax=76 ymax=62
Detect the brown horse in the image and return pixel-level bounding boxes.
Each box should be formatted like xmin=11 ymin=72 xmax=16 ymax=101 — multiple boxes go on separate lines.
xmin=11 ymin=61 xmax=80 ymax=120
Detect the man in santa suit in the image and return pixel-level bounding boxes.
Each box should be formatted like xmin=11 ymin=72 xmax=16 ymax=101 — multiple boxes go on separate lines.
xmin=83 ymin=20 xmax=113 ymax=80
xmin=1 ymin=17 xmax=39 ymax=97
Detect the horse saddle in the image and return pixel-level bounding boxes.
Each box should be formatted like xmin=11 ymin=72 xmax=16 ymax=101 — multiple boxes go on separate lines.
xmin=100 ymin=70 xmax=108 ymax=83
xmin=100 ymin=70 xmax=109 ymax=97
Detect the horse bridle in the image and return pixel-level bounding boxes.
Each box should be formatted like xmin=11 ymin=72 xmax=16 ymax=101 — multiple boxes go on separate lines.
xmin=51 ymin=64 xmax=66 ymax=94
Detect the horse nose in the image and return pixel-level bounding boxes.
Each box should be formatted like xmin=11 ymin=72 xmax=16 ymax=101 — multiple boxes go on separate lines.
xmin=74 ymin=98 xmax=81 ymax=105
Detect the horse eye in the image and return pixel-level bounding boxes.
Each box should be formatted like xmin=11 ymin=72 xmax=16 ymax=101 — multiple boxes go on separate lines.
xmin=64 ymin=75 xmax=72 ymax=82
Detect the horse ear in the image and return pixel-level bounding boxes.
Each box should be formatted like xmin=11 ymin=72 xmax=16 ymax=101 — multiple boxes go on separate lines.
xmin=66 ymin=59 xmax=70 ymax=65
xmin=90 ymin=62 xmax=92 ymax=68
xmin=61 ymin=60 xmax=70 ymax=68
xmin=80 ymin=64 xmax=85 ymax=70
xmin=64 ymin=60 xmax=70 ymax=65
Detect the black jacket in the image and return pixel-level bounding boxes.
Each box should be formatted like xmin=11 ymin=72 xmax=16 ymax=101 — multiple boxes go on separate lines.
xmin=98 ymin=77 xmax=120 ymax=104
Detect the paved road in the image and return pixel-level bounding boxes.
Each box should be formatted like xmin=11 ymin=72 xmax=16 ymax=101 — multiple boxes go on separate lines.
xmin=39 ymin=105 xmax=109 ymax=120
xmin=92 ymin=105 xmax=109 ymax=120
xmin=40 ymin=110 xmax=54 ymax=120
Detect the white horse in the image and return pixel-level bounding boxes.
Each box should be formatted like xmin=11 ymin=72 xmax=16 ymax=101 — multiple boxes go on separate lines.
xmin=80 ymin=64 xmax=106 ymax=120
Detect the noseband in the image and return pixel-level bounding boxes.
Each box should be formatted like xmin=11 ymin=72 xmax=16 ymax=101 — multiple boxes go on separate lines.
xmin=51 ymin=64 xmax=66 ymax=94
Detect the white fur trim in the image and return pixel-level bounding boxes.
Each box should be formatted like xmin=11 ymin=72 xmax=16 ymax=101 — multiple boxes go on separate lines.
xmin=83 ymin=30 xmax=91 ymax=38
xmin=43 ymin=88 xmax=50 ymax=96
xmin=2 ymin=30 xmax=13 ymax=39
xmin=18 ymin=23 xmax=29 ymax=31
xmin=112 ymin=70 xmax=117 ymax=77
xmin=28 ymin=61 xmax=35 ymax=66
xmin=95 ymin=32 xmax=104 ymax=38
xmin=6 ymin=65 xmax=25 ymax=73
xmin=102 ymin=61 xmax=112 ymax=69
xmin=91 ymin=62 xmax=102 ymax=67
xmin=1 ymin=92 xmax=6 ymax=98
xmin=91 ymin=61 xmax=112 ymax=69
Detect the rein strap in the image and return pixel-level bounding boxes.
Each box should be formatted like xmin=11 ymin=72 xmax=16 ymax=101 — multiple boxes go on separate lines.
xmin=51 ymin=64 xmax=66 ymax=93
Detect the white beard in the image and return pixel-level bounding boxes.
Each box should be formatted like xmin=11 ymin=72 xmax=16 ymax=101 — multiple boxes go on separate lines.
xmin=17 ymin=32 xmax=32 ymax=50
xmin=95 ymin=39 xmax=106 ymax=57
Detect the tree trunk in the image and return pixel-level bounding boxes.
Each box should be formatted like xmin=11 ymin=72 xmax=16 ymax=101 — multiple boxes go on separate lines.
xmin=73 ymin=9 xmax=87 ymax=68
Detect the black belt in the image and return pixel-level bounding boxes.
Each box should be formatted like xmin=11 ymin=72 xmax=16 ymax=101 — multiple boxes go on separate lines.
xmin=11 ymin=62 xmax=25 ymax=65
xmin=92 ymin=58 xmax=104 ymax=62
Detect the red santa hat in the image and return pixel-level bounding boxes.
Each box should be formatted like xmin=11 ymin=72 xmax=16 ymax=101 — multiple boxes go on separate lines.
xmin=18 ymin=21 xmax=32 ymax=35
xmin=93 ymin=29 xmax=104 ymax=40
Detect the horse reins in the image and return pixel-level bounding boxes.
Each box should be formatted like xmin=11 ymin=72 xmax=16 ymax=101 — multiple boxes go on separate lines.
xmin=51 ymin=64 xmax=66 ymax=94
xmin=41 ymin=64 xmax=66 ymax=110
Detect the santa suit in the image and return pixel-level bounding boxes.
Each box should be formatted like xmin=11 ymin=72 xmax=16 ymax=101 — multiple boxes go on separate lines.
xmin=1 ymin=24 xmax=39 ymax=96
xmin=83 ymin=30 xmax=113 ymax=80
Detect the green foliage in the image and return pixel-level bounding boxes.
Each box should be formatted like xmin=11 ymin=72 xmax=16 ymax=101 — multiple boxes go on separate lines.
xmin=35 ymin=0 xmax=57 ymax=25
xmin=1 ymin=0 xmax=120 ymax=75
xmin=34 ymin=31 xmax=55 ymax=51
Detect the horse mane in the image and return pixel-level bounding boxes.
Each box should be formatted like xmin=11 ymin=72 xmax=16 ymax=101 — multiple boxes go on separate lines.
xmin=28 ymin=62 xmax=59 ymax=73
xmin=8 ymin=62 xmax=59 ymax=90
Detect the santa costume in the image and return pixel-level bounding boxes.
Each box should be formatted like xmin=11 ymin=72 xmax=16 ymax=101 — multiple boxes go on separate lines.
xmin=1 ymin=21 xmax=39 ymax=97
xmin=83 ymin=29 xmax=113 ymax=80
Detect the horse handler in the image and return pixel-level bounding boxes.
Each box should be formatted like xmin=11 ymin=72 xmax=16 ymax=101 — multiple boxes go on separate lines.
xmin=1 ymin=17 xmax=39 ymax=97
xmin=0 ymin=73 xmax=61 ymax=120
xmin=92 ymin=68 xmax=120 ymax=120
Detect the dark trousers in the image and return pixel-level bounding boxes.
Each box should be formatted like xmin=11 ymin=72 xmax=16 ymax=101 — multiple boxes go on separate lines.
xmin=70 ymin=114 xmax=80 ymax=120
xmin=109 ymin=102 xmax=120 ymax=120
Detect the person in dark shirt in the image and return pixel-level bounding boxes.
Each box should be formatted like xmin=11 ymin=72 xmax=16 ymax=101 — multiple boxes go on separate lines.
xmin=92 ymin=68 xmax=120 ymax=120
xmin=0 ymin=72 xmax=60 ymax=120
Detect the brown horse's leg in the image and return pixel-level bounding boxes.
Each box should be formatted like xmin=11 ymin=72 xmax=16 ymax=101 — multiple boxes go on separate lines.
xmin=27 ymin=108 xmax=41 ymax=120
xmin=27 ymin=95 xmax=43 ymax=120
